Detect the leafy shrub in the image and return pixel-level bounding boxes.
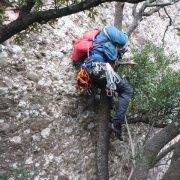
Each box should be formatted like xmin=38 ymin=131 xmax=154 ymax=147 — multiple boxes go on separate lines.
xmin=0 ymin=168 xmax=31 ymax=180
xmin=118 ymin=43 xmax=180 ymax=123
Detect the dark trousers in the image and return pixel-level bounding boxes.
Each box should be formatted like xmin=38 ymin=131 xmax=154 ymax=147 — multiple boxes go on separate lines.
xmin=92 ymin=75 xmax=134 ymax=125
xmin=113 ymin=78 xmax=134 ymax=125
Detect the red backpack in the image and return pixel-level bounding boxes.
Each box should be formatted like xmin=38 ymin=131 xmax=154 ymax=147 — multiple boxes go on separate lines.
xmin=71 ymin=29 xmax=100 ymax=63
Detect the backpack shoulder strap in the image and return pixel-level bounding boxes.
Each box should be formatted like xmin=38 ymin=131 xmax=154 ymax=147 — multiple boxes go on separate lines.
xmin=103 ymin=27 xmax=112 ymax=41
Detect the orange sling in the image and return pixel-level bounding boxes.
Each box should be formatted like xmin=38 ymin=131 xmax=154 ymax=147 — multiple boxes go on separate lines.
xmin=76 ymin=68 xmax=92 ymax=91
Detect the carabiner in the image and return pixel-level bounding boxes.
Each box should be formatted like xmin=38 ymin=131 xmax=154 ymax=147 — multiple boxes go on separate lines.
xmin=106 ymin=89 xmax=113 ymax=97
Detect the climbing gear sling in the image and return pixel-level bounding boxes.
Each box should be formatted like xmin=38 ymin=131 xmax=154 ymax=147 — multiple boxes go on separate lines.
xmin=76 ymin=67 xmax=92 ymax=92
xmin=90 ymin=62 xmax=121 ymax=96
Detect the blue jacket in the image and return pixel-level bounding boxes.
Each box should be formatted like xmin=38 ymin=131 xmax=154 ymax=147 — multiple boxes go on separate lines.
xmin=83 ymin=26 xmax=128 ymax=69
xmin=90 ymin=31 xmax=113 ymax=63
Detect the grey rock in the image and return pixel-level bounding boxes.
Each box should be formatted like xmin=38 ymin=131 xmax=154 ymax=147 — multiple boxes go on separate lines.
xmin=41 ymin=128 xmax=51 ymax=139
xmin=38 ymin=78 xmax=52 ymax=87
xmin=0 ymin=123 xmax=10 ymax=133
xmin=18 ymin=100 xmax=27 ymax=108
xmin=9 ymin=136 xmax=21 ymax=144
xmin=31 ymin=119 xmax=50 ymax=132
xmin=0 ymin=119 xmax=5 ymax=123
xmin=10 ymin=45 xmax=22 ymax=54
xmin=51 ymin=51 xmax=64 ymax=59
xmin=0 ymin=87 xmax=9 ymax=96
xmin=32 ymin=134 xmax=41 ymax=141
xmin=24 ymin=129 xmax=31 ymax=134
xmin=58 ymin=175 xmax=69 ymax=180
xmin=0 ymin=52 xmax=8 ymax=63
xmin=25 ymin=156 xmax=33 ymax=165
xmin=27 ymin=72 xmax=40 ymax=82
xmin=29 ymin=109 xmax=39 ymax=118
xmin=0 ymin=44 xmax=5 ymax=52
xmin=3 ymin=77 xmax=13 ymax=88
xmin=0 ymin=97 xmax=15 ymax=110
xmin=0 ymin=51 xmax=8 ymax=60
xmin=87 ymin=122 xmax=95 ymax=130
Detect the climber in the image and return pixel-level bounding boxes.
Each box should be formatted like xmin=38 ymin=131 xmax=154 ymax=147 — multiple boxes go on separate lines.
xmin=77 ymin=26 xmax=134 ymax=140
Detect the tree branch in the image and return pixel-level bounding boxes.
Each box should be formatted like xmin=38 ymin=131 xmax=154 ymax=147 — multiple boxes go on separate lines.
xmin=132 ymin=4 xmax=138 ymax=16
xmin=162 ymin=7 xmax=173 ymax=46
xmin=0 ymin=0 xmax=145 ymax=43
xmin=151 ymin=141 xmax=178 ymax=168
xmin=161 ymin=140 xmax=180 ymax=180
xmin=127 ymin=2 xmax=147 ymax=36
xmin=96 ymin=90 xmax=111 ymax=180
xmin=19 ymin=0 xmax=36 ymax=17
xmin=127 ymin=116 xmax=167 ymax=128
xmin=146 ymin=0 xmax=180 ymax=7
xmin=130 ymin=113 xmax=180 ymax=180
xmin=127 ymin=0 xmax=178 ymax=36
xmin=142 ymin=7 xmax=161 ymax=16
xmin=114 ymin=2 xmax=125 ymax=29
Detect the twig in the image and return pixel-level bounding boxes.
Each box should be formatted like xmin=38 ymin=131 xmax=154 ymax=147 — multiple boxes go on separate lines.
xmin=146 ymin=0 xmax=180 ymax=7
xmin=162 ymin=7 xmax=173 ymax=47
xmin=142 ymin=120 xmax=155 ymax=147
xmin=125 ymin=116 xmax=135 ymax=165
xmin=127 ymin=167 xmax=134 ymax=180
xmin=125 ymin=116 xmax=136 ymax=180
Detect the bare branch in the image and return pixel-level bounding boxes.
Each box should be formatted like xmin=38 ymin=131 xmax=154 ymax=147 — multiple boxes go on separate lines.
xmin=151 ymin=141 xmax=178 ymax=168
xmin=143 ymin=7 xmax=161 ymax=16
xmin=125 ymin=117 xmax=136 ymax=165
xmin=114 ymin=2 xmax=125 ymax=29
xmin=162 ymin=7 xmax=173 ymax=46
xmin=96 ymin=90 xmax=111 ymax=180
xmin=161 ymin=140 xmax=180 ymax=180
xmin=127 ymin=0 xmax=178 ymax=36
xmin=132 ymin=4 xmax=138 ymax=16
xmin=127 ymin=1 xmax=149 ymax=36
xmin=130 ymin=113 xmax=180 ymax=180
xmin=146 ymin=0 xmax=180 ymax=7
xmin=127 ymin=116 xmax=167 ymax=128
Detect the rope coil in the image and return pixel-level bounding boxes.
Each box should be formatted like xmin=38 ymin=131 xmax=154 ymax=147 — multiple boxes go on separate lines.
xmin=92 ymin=62 xmax=121 ymax=96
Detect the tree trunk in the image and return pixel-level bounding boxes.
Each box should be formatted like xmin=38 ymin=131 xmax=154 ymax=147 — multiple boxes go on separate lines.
xmin=97 ymin=89 xmax=111 ymax=180
xmin=161 ymin=140 xmax=180 ymax=180
xmin=114 ymin=2 xmax=125 ymax=29
xmin=130 ymin=113 xmax=180 ymax=180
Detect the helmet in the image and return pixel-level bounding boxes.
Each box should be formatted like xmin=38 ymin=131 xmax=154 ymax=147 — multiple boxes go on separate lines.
xmin=103 ymin=26 xmax=128 ymax=46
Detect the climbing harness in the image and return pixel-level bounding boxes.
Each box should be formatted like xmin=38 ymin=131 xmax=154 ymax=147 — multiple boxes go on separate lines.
xmin=91 ymin=62 xmax=121 ymax=96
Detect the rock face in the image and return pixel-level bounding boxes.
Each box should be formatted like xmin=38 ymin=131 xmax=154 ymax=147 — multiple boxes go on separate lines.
xmin=0 ymin=2 xmax=179 ymax=180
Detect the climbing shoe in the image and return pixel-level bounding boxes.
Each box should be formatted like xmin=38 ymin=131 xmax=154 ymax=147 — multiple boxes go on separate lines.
xmin=108 ymin=122 xmax=123 ymax=141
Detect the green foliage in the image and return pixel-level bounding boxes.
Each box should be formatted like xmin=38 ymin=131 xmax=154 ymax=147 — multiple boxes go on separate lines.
xmin=12 ymin=168 xmax=31 ymax=180
xmin=87 ymin=8 xmax=99 ymax=21
xmin=176 ymin=27 xmax=180 ymax=36
xmin=0 ymin=168 xmax=31 ymax=180
xmin=34 ymin=0 xmax=43 ymax=11
xmin=0 ymin=175 xmax=8 ymax=180
xmin=18 ymin=0 xmax=27 ymax=6
xmin=0 ymin=9 xmax=4 ymax=24
xmin=118 ymin=43 xmax=180 ymax=121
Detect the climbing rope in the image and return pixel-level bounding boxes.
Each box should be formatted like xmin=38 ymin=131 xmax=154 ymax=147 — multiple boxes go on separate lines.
xmin=92 ymin=62 xmax=121 ymax=96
